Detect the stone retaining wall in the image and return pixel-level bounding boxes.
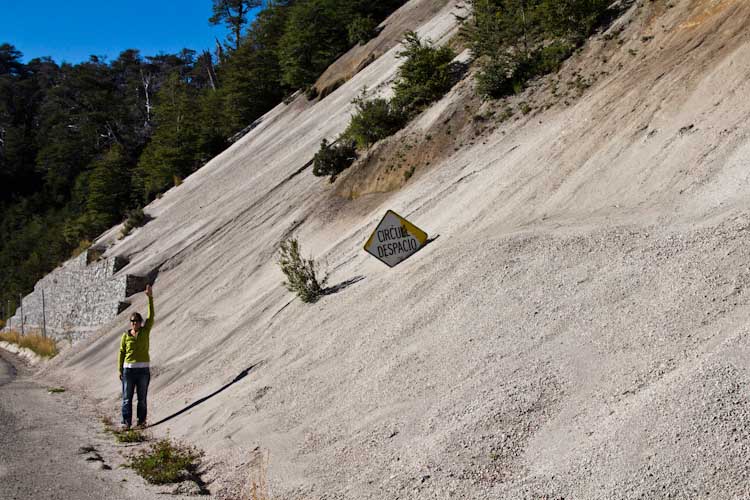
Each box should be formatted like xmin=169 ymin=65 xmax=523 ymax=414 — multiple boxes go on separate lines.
xmin=6 ymin=249 xmax=147 ymax=343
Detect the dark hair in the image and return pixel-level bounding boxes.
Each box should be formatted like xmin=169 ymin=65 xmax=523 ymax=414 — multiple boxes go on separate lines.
xmin=130 ymin=312 xmax=143 ymax=324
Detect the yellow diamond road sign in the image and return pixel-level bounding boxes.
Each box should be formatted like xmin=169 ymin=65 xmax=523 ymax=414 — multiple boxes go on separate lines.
xmin=364 ymin=210 xmax=428 ymax=267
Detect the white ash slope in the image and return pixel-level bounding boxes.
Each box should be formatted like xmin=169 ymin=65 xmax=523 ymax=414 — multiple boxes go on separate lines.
xmin=47 ymin=0 xmax=750 ymax=498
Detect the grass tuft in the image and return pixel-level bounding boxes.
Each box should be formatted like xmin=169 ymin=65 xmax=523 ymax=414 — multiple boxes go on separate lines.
xmin=128 ymin=438 xmax=203 ymax=484
xmin=0 ymin=330 xmax=58 ymax=358
xmin=101 ymin=415 xmax=150 ymax=443
xmin=100 ymin=415 xmax=116 ymax=433
xmin=115 ymin=428 xmax=149 ymax=443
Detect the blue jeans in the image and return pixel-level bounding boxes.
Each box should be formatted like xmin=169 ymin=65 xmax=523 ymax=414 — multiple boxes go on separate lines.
xmin=121 ymin=367 xmax=150 ymax=426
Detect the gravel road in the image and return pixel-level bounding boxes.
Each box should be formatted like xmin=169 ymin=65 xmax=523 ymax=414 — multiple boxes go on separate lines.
xmin=0 ymin=350 xmax=202 ymax=500
xmin=0 ymin=355 xmax=14 ymax=387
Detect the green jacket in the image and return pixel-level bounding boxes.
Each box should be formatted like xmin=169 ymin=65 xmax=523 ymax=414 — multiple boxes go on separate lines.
xmin=118 ymin=296 xmax=154 ymax=373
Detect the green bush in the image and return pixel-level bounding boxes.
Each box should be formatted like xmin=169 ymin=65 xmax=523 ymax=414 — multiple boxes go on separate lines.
xmin=392 ymin=31 xmax=457 ymax=115
xmin=312 ymin=139 xmax=358 ymax=181
xmin=528 ymin=41 xmax=576 ymax=75
xmin=465 ymin=0 xmax=613 ymax=98
xmin=120 ymin=208 xmax=146 ymax=238
xmin=348 ymin=16 xmax=379 ymax=45
xmin=475 ymin=55 xmax=517 ymax=98
xmin=128 ymin=438 xmax=202 ymax=484
xmin=344 ymin=95 xmax=407 ymax=149
xmin=331 ymin=32 xmax=457 ymax=160
xmin=476 ymin=41 xmax=574 ymax=98
xmin=277 ymin=238 xmax=326 ymax=303
xmin=311 ymin=32 xmax=457 ymax=186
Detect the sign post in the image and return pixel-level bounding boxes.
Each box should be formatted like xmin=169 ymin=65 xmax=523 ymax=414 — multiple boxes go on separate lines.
xmin=364 ymin=210 xmax=428 ymax=267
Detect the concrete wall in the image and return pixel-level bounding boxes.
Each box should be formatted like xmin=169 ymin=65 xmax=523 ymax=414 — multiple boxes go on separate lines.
xmin=6 ymin=249 xmax=146 ymax=342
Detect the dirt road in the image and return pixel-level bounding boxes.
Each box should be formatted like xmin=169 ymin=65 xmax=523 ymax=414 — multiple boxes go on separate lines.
xmin=0 ymin=350 xmax=200 ymax=500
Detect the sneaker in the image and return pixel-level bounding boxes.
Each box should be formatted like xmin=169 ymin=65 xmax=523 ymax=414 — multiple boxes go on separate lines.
xmin=136 ymin=421 xmax=147 ymax=429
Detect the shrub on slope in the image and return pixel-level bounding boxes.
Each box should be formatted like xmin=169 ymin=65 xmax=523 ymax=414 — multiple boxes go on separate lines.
xmin=464 ymin=0 xmax=614 ymax=98
xmin=278 ymin=238 xmax=327 ymax=303
xmin=315 ymin=32 xmax=457 ymax=181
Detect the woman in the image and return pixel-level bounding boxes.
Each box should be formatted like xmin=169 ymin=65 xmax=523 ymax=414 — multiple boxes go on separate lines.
xmin=118 ymin=284 xmax=154 ymax=429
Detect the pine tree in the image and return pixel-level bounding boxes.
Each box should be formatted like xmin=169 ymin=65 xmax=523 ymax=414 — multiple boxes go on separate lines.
xmin=217 ymin=1 xmax=291 ymax=134
xmin=465 ymin=0 xmax=612 ymax=97
xmin=392 ymin=32 xmax=457 ymax=115
xmin=136 ymin=73 xmax=200 ymax=200
xmin=86 ymin=144 xmax=132 ymax=231
xmin=277 ymin=0 xmax=408 ymax=90
xmin=0 ymin=45 xmax=51 ymax=201
xmin=209 ymin=0 xmax=263 ymax=51
xmin=278 ymin=0 xmax=349 ymax=89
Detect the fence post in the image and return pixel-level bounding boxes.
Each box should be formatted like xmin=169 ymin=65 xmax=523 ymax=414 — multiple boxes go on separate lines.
xmin=19 ymin=294 xmax=24 ymax=336
xmin=42 ymin=289 xmax=47 ymax=338
xmin=7 ymin=300 xmax=10 ymax=331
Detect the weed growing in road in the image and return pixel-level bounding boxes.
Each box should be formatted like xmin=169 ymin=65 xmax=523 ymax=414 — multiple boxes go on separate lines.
xmin=47 ymin=387 xmax=66 ymax=393
xmin=101 ymin=415 xmax=150 ymax=443
xmin=0 ymin=330 xmax=58 ymax=357
xmin=100 ymin=415 xmax=116 ymax=433
xmin=277 ymin=238 xmax=326 ymax=303
xmin=115 ymin=428 xmax=149 ymax=443
xmin=128 ymin=438 xmax=203 ymax=484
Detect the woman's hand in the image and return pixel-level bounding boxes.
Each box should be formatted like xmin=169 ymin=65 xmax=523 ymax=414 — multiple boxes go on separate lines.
xmin=145 ymin=284 xmax=152 ymax=297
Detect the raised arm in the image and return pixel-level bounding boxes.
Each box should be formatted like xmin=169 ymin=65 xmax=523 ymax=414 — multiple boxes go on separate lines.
xmin=144 ymin=284 xmax=154 ymax=330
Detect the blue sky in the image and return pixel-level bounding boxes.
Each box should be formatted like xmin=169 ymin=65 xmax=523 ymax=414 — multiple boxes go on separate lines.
xmin=0 ymin=1 xmax=250 ymax=64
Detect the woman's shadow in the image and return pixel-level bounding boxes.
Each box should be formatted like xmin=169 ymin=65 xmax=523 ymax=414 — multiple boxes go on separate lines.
xmin=147 ymin=364 xmax=256 ymax=428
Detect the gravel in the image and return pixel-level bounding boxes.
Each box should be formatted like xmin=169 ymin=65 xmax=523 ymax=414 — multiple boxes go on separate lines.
xmin=0 ymin=350 xmax=200 ymax=500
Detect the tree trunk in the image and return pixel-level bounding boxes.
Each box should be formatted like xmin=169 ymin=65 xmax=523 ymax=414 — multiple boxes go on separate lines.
xmin=141 ymin=69 xmax=153 ymax=125
xmin=203 ymin=51 xmax=218 ymax=90
xmin=235 ymin=3 xmax=245 ymax=51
